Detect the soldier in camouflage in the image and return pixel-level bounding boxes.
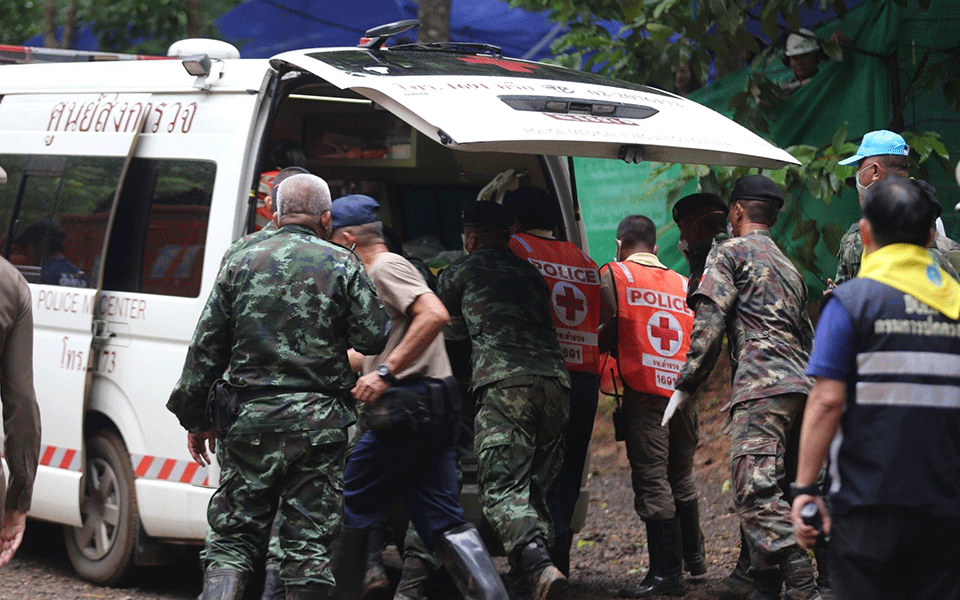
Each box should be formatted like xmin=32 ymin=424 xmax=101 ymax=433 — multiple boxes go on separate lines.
xmin=214 ymin=165 xmax=310 ymax=600
xmin=437 ymin=201 xmax=570 ymax=600
xmin=833 ymin=130 xmax=960 ymax=286
xmin=166 ymin=174 xmax=390 ymax=600
xmin=666 ymin=176 xmax=821 ymax=600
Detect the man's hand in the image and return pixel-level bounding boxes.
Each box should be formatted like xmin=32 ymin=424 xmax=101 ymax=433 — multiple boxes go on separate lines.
xmin=662 ymin=390 xmax=689 ymax=426
xmin=188 ymin=431 xmax=217 ymax=466
xmin=791 ymin=494 xmax=831 ymax=550
xmin=352 ymin=372 xmax=391 ymax=405
xmin=0 ymin=509 xmax=27 ymax=567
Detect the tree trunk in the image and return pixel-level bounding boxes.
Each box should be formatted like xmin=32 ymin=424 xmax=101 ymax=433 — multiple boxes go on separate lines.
xmin=187 ymin=0 xmax=204 ymax=38
xmin=62 ymin=0 xmax=78 ymax=49
xmin=42 ymin=0 xmax=57 ymax=48
xmin=417 ymin=0 xmax=451 ymax=44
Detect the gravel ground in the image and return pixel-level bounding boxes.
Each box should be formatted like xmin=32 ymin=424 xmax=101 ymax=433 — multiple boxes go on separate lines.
xmin=2 ymin=358 xmax=740 ymax=600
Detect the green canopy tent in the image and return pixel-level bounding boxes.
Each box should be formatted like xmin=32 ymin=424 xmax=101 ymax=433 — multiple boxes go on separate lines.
xmin=576 ymin=0 xmax=960 ymax=294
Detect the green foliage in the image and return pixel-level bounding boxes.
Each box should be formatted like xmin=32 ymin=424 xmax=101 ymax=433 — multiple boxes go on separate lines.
xmin=0 ymin=0 xmax=242 ymax=53
xmin=0 ymin=0 xmax=42 ymax=45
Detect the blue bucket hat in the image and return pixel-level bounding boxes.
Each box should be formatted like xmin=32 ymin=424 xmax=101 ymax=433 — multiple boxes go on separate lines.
xmin=838 ymin=130 xmax=909 ymax=166
xmin=330 ymin=195 xmax=380 ymax=230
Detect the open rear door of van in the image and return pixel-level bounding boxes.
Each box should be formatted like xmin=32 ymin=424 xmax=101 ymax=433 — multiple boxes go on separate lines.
xmin=0 ymin=93 xmax=148 ymax=525
xmin=270 ymin=48 xmax=799 ymax=169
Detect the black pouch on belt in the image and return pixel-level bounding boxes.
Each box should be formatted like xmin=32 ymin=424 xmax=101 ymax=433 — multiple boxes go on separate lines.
xmin=206 ymin=379 xmax=240 ymax=438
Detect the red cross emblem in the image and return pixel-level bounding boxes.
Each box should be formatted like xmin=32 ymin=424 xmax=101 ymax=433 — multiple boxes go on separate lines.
xmin=646 ymin=311 xmax=683 ymax=357
xmin=552 ymin=282 xmax=587 ymax=327
xmin=457 ymin=55 xmax=539 ymax=73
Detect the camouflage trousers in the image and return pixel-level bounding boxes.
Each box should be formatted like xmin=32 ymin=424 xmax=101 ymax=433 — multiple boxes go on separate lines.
xmin=204 ymin=429 xmax=347 ymax=588
xmin=475 ymin=374 xmax=569 ymax=559
xmin=729 ymin=393 xmax=805 ymax=571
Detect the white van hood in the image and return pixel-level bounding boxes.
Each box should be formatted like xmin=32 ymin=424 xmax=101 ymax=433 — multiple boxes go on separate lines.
xmin=271 ymin=48 xmax=798 ymax=169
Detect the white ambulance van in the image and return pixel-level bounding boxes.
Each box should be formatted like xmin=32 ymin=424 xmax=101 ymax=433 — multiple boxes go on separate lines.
xmin=0 ymin=21 xmax=797 ymax=585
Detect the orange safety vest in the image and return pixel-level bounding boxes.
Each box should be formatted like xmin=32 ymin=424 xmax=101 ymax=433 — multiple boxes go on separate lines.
xmin=603 ymin=260 xmax=693 ymax=398
xmin=509 ymin=233 xmax=601 ymax=374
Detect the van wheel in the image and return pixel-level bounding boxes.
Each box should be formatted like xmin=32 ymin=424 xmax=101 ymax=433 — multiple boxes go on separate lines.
xmin=64 ymin=429 xmax=138 ymax=586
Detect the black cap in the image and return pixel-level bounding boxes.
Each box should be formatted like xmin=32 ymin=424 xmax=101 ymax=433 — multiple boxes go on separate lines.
xmin=672 ymin=193 xmax=727 ymax=224
xmin=730 ymin=175 xmax=784 ymax=209
xmin=462 ymin=201 xmax=513 ymax=229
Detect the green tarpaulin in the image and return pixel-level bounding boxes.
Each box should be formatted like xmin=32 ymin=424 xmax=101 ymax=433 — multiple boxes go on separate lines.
xmin=576 ymin=0 xmax=960 ymax=294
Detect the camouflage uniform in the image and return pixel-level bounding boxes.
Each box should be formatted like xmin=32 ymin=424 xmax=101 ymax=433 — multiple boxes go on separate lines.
xmin=835 ymin=223 xmax=960 ymax=285
xmin=675 ymin=230 xmax=813 ymax=572
xmin=167 ymin=224 xmax=389 ymax=588
xmin=437 ymin=245 xmax=570 ymax=558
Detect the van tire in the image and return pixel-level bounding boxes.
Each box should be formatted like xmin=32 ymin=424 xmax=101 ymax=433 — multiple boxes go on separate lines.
xmin=63 ymin=429 xmax=139 ymax=586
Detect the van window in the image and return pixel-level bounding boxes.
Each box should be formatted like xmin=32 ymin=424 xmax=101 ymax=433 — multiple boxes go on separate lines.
xmin=102 ymin=158 xmax=215 ymax=298
xmin=0 ymin=153 xmax=125 ymax=286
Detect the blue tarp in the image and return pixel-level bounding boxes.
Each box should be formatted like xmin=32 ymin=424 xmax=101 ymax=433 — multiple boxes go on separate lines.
xmin=215 ymin=0 xmax=562 ymax=60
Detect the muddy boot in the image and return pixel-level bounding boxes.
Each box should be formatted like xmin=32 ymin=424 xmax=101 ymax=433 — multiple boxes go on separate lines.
xmin=261 ymin=565 xmax=286 ymax=600
xmin=202 ymin=568 xmax=248 ymax=600
xmin=745 ymin=568 xmax=782 ymax=600
xmin=781 ymin=549 xmax=821 ymax=600
xmin=436 ymin=523 xmax=509 ymax=600
xmin=618 ymin=519 xmax=684 ymax=598
xmin=520 ymin=537 xmax=567 ymax=600
xmin=394 ymin=556 xmax=430 ymax=600
xmin=676 ymin=499 xmax=708 ymax=576
xmin=363 ymin=528 xmax=390 ymax=599
xmin=332 ymin=527 xmax=370 ymax=600
xmin=813 ymin=545 xmax=833 ymax=600
xmin=549 ymin=530 xmax=572 ymax=577
xmin=689 ymin=526 xmax=753 ymax=600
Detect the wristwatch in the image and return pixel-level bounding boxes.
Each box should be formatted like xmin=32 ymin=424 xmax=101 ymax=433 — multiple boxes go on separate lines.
xmin=376 ymin=363 xmax=398 ymax=385
xmin=790 ymin=482 xmax=820 ymax=497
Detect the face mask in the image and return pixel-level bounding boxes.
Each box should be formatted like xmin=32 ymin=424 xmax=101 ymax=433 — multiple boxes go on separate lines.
xmin=615 ymin=239 xmax=623 ymax=261
xmin=677 ymin=238 xmax=689 ymax=258
xmin=855 ymin=164 xmax=876 ymax=196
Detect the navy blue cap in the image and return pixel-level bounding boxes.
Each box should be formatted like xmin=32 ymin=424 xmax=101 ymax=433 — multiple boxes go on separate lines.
xmin=331 ymin=195 xmax=380 ymax=230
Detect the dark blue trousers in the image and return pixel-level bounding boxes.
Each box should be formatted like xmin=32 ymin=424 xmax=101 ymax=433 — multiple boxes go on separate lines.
xmin=342 ymin=379 xmax=464 ymax=549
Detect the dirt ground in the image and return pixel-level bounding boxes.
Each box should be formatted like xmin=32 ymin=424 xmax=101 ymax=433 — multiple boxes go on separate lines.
xmin=1 ymin=355 xmax=739 ymax=600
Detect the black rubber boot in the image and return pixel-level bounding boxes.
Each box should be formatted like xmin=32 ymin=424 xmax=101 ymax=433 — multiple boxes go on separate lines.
xmin=676 ymin=499 xmax=708 ymax=576
xmin=394 ymin=556 xmax=430 ymax=600
xmin=362 ymin=528 xmax=390 ymax=599
xmin=781 ymin=548 xmax=821 ymax=600
xmin=285 ymin=586 xmax=331 ymax=600
xmin=261 ymin=565 xmax=286 ymax=600
xmin=618 ymin=519 xmax=684 ymax=598
xmin=688 ymin=526 xmax=752 ymax=600
xmin=549 ymin=530 xmax=572 ymax=577
xmin=331 ymin=527 xmax=370 ymax=600
xmin=519 ymin=537 xmax=567 ymax=600
xmin=435 ymin=523 xmax=509 ymax=600
xmin=746 ymin=568 xmax=783 ymax=600
xmin=201 ymin=568 xmax=249 ymax=600
xmin=813 ymin=545 xmax=833 ymax=600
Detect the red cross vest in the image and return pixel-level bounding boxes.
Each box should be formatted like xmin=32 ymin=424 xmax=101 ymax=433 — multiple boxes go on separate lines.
xmin=604 ymin=260 xmax=693 ymax=398
xmin=509 ymin=233 xmax=601 ymax=374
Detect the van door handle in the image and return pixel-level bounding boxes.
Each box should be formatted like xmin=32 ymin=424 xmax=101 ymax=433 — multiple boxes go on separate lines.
xmin=92 ymin=319 xmax=115 ymax=341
